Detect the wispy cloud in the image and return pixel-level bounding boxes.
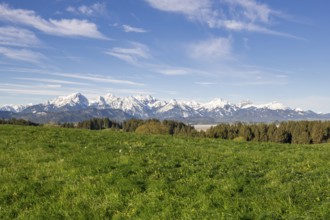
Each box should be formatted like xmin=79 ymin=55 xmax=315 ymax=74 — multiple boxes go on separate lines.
xmin=222 ymin=0 xmax=274 ymax=23
xmin=14 ymin=77 xmax=92 ymax=86
xmin=66 ymin=3 xmax=107 ymax=16
xmin=157 ymin=68 xmax=189 ymax=75
xmin=0 ymin=46 xmax=45 ymax=64
xmin=105 ymin=42 xmax=151 ymax=65
xmin=195 ymin=82 xmax=217 ymax=85
xmin=0 ymin=88 xmax=71 ymax=96
xmin=52 ymin=72 xmax=144 ymax=86
xmin=3 ymin=68 xmax=144 ymax=86
xmin=189 ymin=37 xmax=233 ymax=60
xmin=0 ymin=26 xmax=41 ymax=47
xmin=122 ymin=25 xmax=147 ymax=33
xmin=144 ymin=0 xmax=299 ymax=38
xmin=0 ymin=83 xmax=68 ymax=95
xmin=144 ymin=0 xmax=213 ymax=22
xmin=0 ymin=3 xmax=107 ymax=39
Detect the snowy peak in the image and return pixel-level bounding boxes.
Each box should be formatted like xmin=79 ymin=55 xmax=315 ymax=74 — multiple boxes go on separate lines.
xmin=257 ymin=101 xmax=289 ymax=111
xmin=90 ymin=96 xmax=107 ymax=108
xmin=239 ymin=100 xmax=288 ymax=111
xmin=1 ymin=92 xmax=326 ymax=123
xmin=1 ymin=93 xmax=306 ymax=120
xmin=133 ymin=94 xmax=156 ymax=103
xmin=50 ymin=93 xmax=89 ymax=108
xmin=0 ymin=104 xmax=31 ymax=113
xmin=239 ymin=100 xmax=253 ymax=108
xmin=202 ymin=98 xmax=230 ymax=110
xmin=104 ymin=93 xmax=117 ymax=102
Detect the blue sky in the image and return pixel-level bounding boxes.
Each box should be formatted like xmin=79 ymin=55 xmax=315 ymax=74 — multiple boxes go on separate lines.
xmin=0 ymin=0 xmax=330 ymax=112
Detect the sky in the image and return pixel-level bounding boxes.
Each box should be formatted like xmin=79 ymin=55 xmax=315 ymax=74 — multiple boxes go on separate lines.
xmin=0 ymin=0 xmax=330 ymax=113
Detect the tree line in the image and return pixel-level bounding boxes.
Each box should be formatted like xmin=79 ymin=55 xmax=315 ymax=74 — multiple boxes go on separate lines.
xmin=0 ymin=118 xmax=38 ymax=126
xmin=206 ymin=121 xmax=330 ymax=144
xmin=63 ymin=118 xmax=330 ymax=144
xmin=2 ymin=117 xmax=330 ymax=144
xmin=64 ymin=118 xmax=199 ymax=137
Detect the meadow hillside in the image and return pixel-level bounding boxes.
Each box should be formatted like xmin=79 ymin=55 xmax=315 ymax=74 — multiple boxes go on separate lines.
xmin=0 ymin=125 xmax=329 ymax=219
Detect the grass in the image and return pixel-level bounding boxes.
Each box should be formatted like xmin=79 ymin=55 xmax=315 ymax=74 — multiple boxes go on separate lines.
xmin=0 ymin=125 xmax=329 ymax=219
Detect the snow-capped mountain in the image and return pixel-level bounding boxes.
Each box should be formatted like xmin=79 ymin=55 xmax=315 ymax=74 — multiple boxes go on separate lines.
xmin=240 ymin=101 xmax=288 ymax=111
xmin=50 ymin=92 xmax=89 ymax=108
xmin=0 ymin=104 xmax=31 ymax=113
xmin=1 ymin=93 xmax=329 ymax=123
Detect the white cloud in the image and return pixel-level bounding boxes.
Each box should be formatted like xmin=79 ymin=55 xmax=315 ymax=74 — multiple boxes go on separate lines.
xmin=157 ymin=68 xmax=189 ymax=75
xmin=222 ymin=0 xmax=273 ymax=23
xmin=0 ymin=26 xmax=41 ymax=47
xmin=144 ymin=0 xmax=211 ymax=16
xmin=105 ymin=42 xmax=151 ymax=65
xmin=144 ymin=0 xmax=215 ymax=26
xmin=195 ymin=82 xmax=217 ymax=85
xmin=66 ymin=3 xmax=107 ymax=16
xmin=144 ymin=0 xmax=298 ymax=38
xmin=189 ymin=37 xmax=233 ymax=60
xmin=0 ymin=46 xmax=45 ymax=64
xmin=52 ymin=72 xmax=144 ymax=86
xmin=0 ymin=87 xmax=70 ymax=96
xmin=0 ymin=3 xmax=107 ymax=39
xmin=122 ymin=25 xmax=147 ymax=33
xmin=14 ymin=77 xmax=91 ymax=86
xmin=2 ymin=68 xmax=145 ymax=86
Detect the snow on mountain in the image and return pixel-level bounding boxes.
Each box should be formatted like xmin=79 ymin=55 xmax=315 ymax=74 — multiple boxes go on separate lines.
xmin=133 ymin=94 xmax=156 ymax=105
xmin=89 ymin=96 xmax=107 ymax=109
xmin=50 ymin=93 xmax=89 ymax=108
xmin=149 ymin=99 xmax=167 ymax=109
xmin=2 ymin=92 xmax=315 ymax=123
xmin=255 ymin=101 xmax=289 ymax=111
xmin=156 ymin=99 xmax=199 ymax=118
xmin=102 ymin=95 xmax=153 ymax=117
xmin=120 ymin=96 xmax=145 ymax=114
xmin=239 ymin=100 xmax=254 ymax=108
xmin=240 ymin=101 xmax=288 ymax=111
xmin=103 ymin=93 xmax=122 ymax=109
xmin=201 ymin=98 xmax=231 ymax=110
xmin=0 ymin=93 xmax=295 ymax=114
xmin=158 ymin=99 xmax=179 ymax=113
xmin=0 ymin=104 xmax=31 ymax=113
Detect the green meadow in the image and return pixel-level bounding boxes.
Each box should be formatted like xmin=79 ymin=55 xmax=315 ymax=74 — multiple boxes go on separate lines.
xmin=0 ymin=125 xmax=329 ymax=219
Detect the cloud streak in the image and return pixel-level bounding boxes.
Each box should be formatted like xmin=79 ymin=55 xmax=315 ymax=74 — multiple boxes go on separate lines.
xmin=144 ymin=0 xmax=299 ymax=38
xmin=52 ymin=72 xmax=144 ymax=86
xmin=0 ymin=46 xmax=46 ymax=64
xmin=105 ymin=42 xmax=151 ymax=65
xmin=0 ymin=26 xmax=41 ymax=47
xmin=14 ymin=77 xmax=92 ymax=86
xmin=0 ymin=3 xmax=107 ymax=39
xmin=157 ymin=68 xmax=189 ymax=75
xmin=66 ymin=3 xmax=107 ymax=17
xmin=189 ymin=37 xmax=233 ymax=61
xmin=3 ymin=68 xmax=144 ymax=86
xmin=122 ymin=25 xmax=147 ymax=33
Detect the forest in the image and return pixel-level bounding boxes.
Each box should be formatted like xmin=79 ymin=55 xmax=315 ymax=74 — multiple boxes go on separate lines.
xmin=61 ymin=118 xmax=330 ymax=145
xmin=2 ymin=117 xmax=330 ymax=144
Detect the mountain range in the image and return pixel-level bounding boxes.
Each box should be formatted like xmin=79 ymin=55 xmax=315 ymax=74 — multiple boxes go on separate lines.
xmin=1 ymin=93 xmax=330 ymax=124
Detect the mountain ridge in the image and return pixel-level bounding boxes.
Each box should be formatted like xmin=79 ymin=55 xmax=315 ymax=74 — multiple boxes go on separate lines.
xmin=1 ymin=93 xmax=329 ymax=124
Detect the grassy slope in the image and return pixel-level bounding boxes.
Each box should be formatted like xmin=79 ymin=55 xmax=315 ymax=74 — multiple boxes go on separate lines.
xmin=0 ymin=125 xmax=329 ymax=219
